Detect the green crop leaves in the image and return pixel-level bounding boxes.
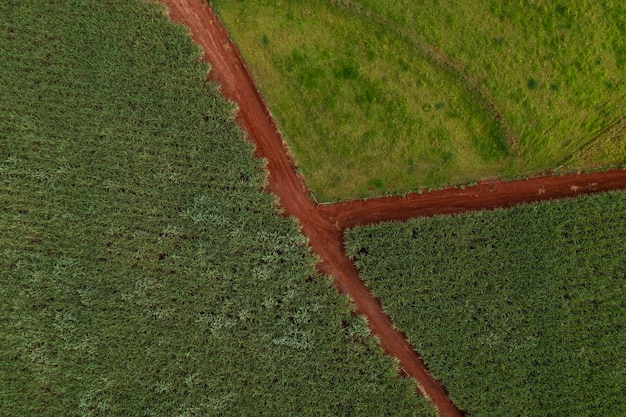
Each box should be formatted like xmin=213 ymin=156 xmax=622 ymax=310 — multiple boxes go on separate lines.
xmin=0 ymin=1 xmax=434 ymax=415
xmin=346 ymin=191 xmax=626 ymax=416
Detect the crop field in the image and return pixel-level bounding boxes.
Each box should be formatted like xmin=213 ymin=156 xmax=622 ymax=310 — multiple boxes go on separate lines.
xmin=0 ymin=1 xmax=436 ymax=415
xmin=212 ymin=0 xmax=626 ymax=201
xmin=345 ymin=190 xmax=626 ymax=416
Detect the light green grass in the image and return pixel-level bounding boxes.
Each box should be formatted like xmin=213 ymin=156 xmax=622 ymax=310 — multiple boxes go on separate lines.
xmin=561 ymin=116 xmax=626 ymax=169
xmin=345 ymin=191 xmax=626 ymax=416
xmin=0 ymin=1 xmax=436 ymax=415
xmin=212 ymin=0 xmax=626 ymax=201
xmin=213 ymin=0 xmax=513 ymax=200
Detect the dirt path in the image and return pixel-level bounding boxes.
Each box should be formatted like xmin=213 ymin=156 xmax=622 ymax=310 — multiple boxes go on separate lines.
xmin=320 ymin=168 xmax=626 ymax=229
xmin=161 ymin=1 xmax=464 ymax=415
xmin=159 ymin=1 xmax=626 ymax=416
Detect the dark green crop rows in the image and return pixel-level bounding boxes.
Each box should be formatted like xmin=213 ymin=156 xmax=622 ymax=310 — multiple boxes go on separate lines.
xmin=0 ymin=1 xmax=434 ymax=415
xmin=346 ymin=191 xmax=626 ymax=416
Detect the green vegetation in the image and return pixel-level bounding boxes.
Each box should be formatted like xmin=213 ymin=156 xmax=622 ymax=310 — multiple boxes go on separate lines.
xmin=0 ymin=1 xmax=436 ymax=415
xmin=212 ymin=0 xmax=626 ymax=201
xmin=345 ymin=191 xmax=626 ymax=416
xmin=563 ymin=116 xmax=626 ymax=169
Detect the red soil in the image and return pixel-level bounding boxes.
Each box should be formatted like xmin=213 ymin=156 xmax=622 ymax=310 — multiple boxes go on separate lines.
xmin=160 ymin=1 xmax=626 ymax=415
xmin=320 ymin=169 xmax=626 ymax=229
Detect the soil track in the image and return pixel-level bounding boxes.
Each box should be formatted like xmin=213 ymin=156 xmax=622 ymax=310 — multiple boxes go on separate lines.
xmin=160 ymin=1 xmax=626 ymax=416
xmin=320 ymin=168 xmax=626 ymax=229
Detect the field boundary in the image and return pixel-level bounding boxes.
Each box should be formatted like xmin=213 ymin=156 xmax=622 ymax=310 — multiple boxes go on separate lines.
xmin=159 ymin=1 xmax=626 ymax=416
xmin=319 ymin=167 xmax=626 ymax=229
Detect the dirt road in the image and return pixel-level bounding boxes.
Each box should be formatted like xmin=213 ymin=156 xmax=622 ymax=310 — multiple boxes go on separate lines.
xmin=320 ymin=169 xmax=626 ymax=228
xmin=160 ymin=1 xmax=626 ymax=415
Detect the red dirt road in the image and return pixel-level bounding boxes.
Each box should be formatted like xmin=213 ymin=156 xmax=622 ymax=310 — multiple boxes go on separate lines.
xmin=320 ymin=168 xmax=626 ymax=229
xmin=161 ymin=1 xmax=464 ymax=415
xmin=159 ymin=1 xmax=626 ymax=416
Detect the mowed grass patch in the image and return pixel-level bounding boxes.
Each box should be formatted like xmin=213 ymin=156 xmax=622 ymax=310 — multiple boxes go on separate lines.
xmin=345 ymin=191 xmax=626 ymax=416
xmin=0 ymin=1 xmax=436 ymax=415
xmin=213 ymin=0 xmax=512 ymax=201
xmin=213 ymin=0 xmax=625 ymax=201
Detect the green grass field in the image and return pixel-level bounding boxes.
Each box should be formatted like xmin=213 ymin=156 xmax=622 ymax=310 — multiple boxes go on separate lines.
xmin=212 ymin=0 xmax=626 ymax=201
xmin=0 ymin=1 xmax=436 ymax=415
xmin=345 ymin=191 xmax=626 ymax=416
xmin=562 ymin=116 xmax=626 ymax=169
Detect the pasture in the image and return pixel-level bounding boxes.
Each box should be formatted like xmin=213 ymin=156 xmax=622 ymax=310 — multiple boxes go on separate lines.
xmin=346 ymin=190 xmax=626 ymax=416
xmin=212 ymin=0 xmax=626 ymax=201
xmin=0 ymin=1 xmax=435 ymax=415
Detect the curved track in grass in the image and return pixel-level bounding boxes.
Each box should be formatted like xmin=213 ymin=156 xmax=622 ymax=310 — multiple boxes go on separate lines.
xmin=332 ymin=0 xmax=519 ymax=151
xmin=160 ymin=1 xmax=626 ymax=416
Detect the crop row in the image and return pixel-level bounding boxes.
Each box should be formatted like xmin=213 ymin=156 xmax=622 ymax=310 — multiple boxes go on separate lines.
xmin=346 ymin=190 xmax=626 ymax=416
